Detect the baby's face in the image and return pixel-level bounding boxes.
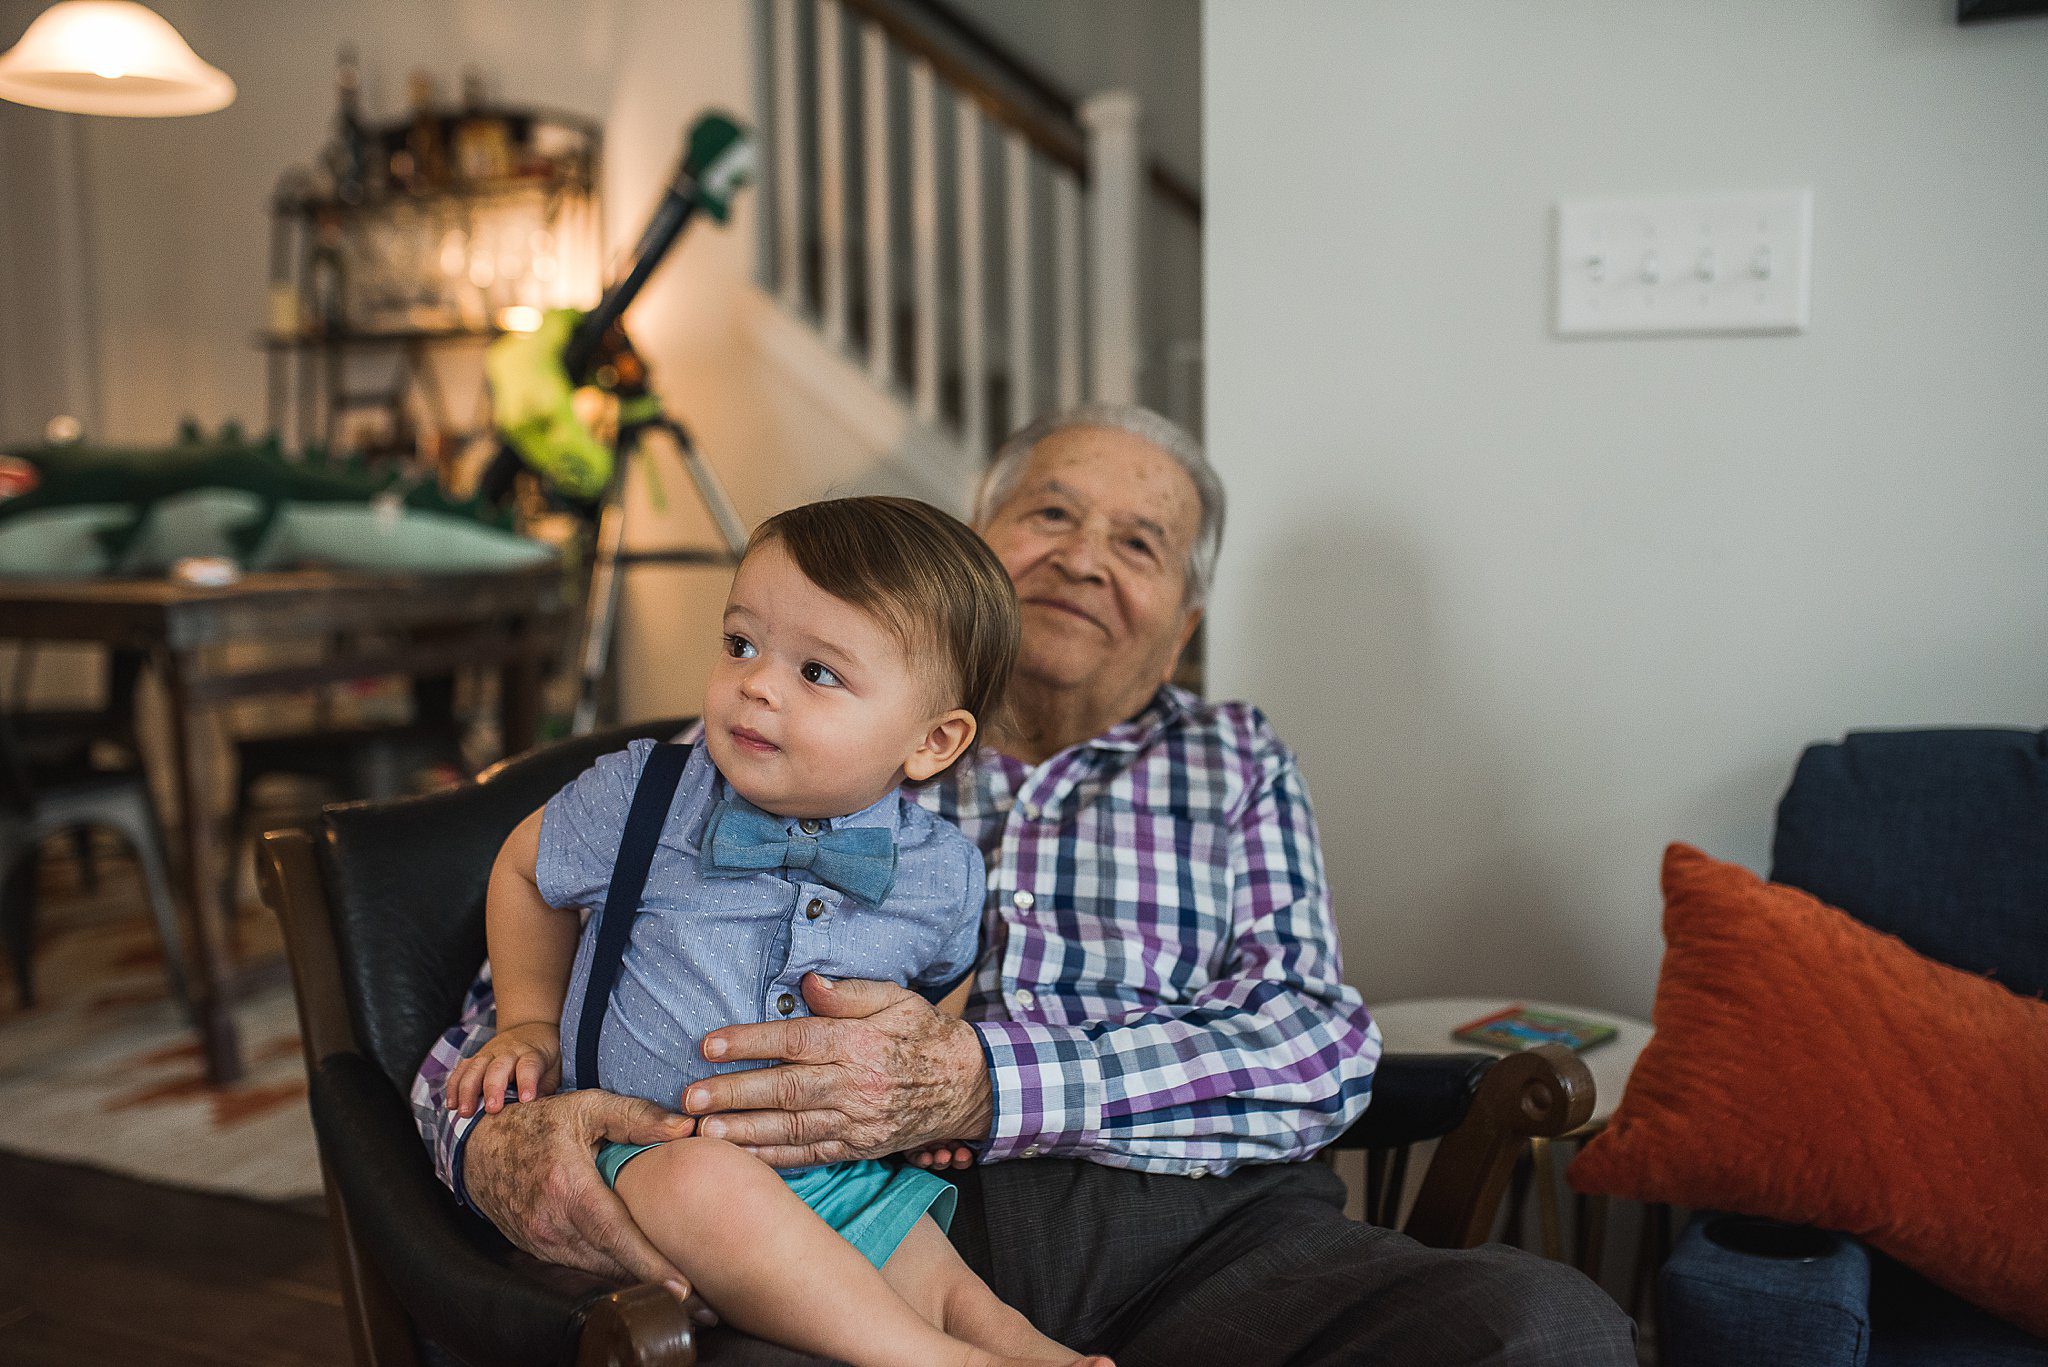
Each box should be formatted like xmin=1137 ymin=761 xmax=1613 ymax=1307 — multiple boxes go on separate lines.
xmin=704 ymin=539 xmax=957 ymax=820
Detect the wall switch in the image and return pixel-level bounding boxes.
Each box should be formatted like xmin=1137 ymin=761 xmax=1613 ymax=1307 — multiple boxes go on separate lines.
xmin=1554 ymin=190 xmax=1812 ymax=337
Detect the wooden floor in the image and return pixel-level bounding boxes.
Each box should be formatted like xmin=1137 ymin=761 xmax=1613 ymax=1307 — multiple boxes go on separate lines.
xmin=0 ymin=1149 xmax=350 ymax=1366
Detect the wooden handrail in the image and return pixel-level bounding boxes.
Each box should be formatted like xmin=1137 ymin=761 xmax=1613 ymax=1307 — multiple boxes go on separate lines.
xmin=834 ymin=0 xmax=1202 ymax=224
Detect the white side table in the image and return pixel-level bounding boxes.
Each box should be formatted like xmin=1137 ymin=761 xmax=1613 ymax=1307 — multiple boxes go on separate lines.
xmin=1370 ymin=997 xmax=1654 ymax=1271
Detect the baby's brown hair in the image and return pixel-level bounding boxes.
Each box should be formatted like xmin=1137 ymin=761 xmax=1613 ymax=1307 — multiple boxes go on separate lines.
xmin=747 ymin=497 xmax=1019 ymax=758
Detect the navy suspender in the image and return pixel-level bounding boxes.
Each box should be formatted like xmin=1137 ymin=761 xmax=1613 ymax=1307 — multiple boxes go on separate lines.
xmin=572 ymin=741 xmax=691 ymax=1092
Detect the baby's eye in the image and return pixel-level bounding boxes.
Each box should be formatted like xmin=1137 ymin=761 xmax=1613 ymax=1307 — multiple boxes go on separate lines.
xmin=801 ymin=660 xmax=842 ymax=687
xmin=724 ymin=634 xmax=757 ymax=659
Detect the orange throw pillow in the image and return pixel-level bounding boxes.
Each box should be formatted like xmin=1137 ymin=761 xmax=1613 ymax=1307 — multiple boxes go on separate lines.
xmin=1569 ymin=843 xmax=2048 ymax=1338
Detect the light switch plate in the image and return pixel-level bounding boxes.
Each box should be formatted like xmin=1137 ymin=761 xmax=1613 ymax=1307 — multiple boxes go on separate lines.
xmin=1554 ymin=190 xmax=1813 ymax=337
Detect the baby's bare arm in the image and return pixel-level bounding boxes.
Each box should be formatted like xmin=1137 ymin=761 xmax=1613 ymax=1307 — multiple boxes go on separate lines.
xmin=448 ymin=810 xmax=581 ymax=1112
xmin=488 ymin=808 xmax=581 ymax=1032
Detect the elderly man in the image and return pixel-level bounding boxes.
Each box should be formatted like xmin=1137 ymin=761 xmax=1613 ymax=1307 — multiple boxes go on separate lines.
xmin=413 ymin=405 xmax=1635 ymax=1365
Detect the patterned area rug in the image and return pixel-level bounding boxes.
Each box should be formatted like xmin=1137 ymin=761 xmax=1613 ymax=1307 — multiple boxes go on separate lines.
xmin=0 ymin=849 xmax=323 ymax=1201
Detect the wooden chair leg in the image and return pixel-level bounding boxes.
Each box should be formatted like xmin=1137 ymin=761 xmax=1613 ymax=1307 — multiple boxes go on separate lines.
xmin=0 ymin=836 xmax=39 ymax=1008
xmin=1383 ymin=1143 xmax=1412 ymax=1228
xmin=72 ymin=827 xmax=99 ymax=891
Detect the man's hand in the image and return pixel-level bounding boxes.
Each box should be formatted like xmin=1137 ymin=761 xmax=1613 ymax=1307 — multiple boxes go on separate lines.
xmin=683 ymin=974 xmax=994 ymax=1169
xmin=461 ymin=1089 xmax=715 ymax=1323
xmin=447 ymin=1021 xmax=562 ymax=1116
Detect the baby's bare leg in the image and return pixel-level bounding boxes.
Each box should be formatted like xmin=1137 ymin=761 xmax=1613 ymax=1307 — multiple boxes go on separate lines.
xmin=613 ymin=1139 xmax=1104 ymax=1367
xmin=879 ymin=1215 xmax=1077 ymax=1362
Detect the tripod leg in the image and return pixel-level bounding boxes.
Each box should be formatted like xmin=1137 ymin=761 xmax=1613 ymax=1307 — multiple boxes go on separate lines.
xmin=571 ymin=426 xmax=639 ymax=736
xmin=651 ymin=418 xmax=749 ymax=557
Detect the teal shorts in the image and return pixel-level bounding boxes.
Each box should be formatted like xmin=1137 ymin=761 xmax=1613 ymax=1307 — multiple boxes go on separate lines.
xmin=597 ymin=1141 xmax=957 ymax=1270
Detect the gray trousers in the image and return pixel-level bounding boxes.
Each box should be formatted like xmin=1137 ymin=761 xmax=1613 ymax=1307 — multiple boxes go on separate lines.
xmin=701 ymin=1157 xmax=1638 ymax=1366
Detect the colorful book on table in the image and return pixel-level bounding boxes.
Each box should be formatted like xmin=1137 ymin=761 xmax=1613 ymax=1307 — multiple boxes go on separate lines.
xmin=1450 ymin=1004 xmax=1617 ymax=1053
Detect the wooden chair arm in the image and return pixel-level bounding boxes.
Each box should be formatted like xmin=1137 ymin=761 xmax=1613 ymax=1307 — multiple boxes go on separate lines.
xmin=1400 ymin=1043 xmax=1596 ymax=1249
xmin=576 ymin=1284 xmax=699 ymax=1367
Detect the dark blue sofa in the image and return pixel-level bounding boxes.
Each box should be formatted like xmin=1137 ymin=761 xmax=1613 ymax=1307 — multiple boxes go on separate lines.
xmin=1658 ymin=727 xmax=2048 ymax=1367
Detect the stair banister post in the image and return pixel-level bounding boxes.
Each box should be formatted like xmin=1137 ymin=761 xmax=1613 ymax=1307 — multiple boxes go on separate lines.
xmin=1080 ymin=90 xmax=1142 ymax=406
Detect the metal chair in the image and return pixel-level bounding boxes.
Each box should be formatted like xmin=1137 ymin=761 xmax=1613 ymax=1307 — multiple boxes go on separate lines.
xmin=0 ymin=708 xmax=191 ymax=1018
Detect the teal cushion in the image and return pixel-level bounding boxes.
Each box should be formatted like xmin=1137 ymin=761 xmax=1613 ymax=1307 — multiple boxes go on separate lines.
xmin=115 ymin=489 xmax=273 ymax=572
xmin=257 ymin=504 xmax=553 ymax=574
xmin=0 ymin=506 xmax=128 ymax=578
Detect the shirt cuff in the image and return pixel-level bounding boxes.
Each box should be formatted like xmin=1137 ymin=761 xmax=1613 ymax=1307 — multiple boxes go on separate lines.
xmin=448 ymin=1107 xmax=487 ymax=1215
xmin=971 ymin=1020 xmax=1105 ymax=1162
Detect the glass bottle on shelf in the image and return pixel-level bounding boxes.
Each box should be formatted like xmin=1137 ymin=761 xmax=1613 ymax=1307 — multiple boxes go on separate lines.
xmin=403 ymin=70 xmax=450 ymax=191
xmin=306 ymin=209 xmax=349 ymax=335
xmin=452 ymin=68 xmax=514 ymax=185
xmin=323 ymin=46 xmax=372 ymax=204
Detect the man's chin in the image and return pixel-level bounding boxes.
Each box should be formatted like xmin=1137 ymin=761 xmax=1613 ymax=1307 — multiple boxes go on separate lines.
xmin=1015 ymin=649 xmax=1106 ymax=692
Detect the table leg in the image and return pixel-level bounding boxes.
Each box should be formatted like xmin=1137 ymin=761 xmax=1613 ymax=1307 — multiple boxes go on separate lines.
xmin=159 ymin=648 xmax=243 ymax=1085
xmin=1576 ymin=1190 xmax=1609 ymax=1281
xmin=498 ymin=619 xmax=543 ymax=758
xmin=1532 ymin=1135 xmax=1565 ymax=1261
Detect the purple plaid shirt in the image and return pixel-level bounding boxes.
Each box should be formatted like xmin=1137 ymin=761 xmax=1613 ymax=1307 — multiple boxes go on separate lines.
xmin=412 ymin=685 xmax=1379 ymax=1190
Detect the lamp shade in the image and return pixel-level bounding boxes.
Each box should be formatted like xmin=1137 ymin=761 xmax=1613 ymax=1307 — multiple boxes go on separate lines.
xmin=0 ymin=1 xmax=233 ymax=116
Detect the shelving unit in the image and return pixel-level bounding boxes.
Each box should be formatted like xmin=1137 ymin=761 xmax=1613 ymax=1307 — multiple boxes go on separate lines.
xmin=260 ymin=103 xmax=604 ymax=465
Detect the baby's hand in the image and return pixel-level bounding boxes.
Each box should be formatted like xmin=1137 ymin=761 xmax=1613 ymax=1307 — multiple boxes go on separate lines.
xmin=906 ymin=1141 xmax=975 ymax=1171
xmin=447 ymin=1021 xmax=562 ymax=1117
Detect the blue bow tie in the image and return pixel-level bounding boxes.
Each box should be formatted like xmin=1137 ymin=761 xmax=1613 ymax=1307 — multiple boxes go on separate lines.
xmin=700 ymin=798 xmax=898 ymax=904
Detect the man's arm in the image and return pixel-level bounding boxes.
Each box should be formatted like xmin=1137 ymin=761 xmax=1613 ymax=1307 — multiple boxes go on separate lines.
xmin=974 ymin=743 xmax=1380 ymax=1173
xmin=410 ymin=964 xmax=702 ymax=1291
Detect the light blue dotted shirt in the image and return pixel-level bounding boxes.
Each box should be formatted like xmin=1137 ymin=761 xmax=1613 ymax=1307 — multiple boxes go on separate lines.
xmin=539 ymin=739 xmax=985 ymax=1111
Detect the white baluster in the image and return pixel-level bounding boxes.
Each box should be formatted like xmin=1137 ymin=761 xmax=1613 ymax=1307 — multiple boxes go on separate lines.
xmin=909 ymin=59 xmax=940 ymax=426
xmin=771 ymin=0 xmax=804 ymax=315
xmin=861 ymin=22 xmax=894 ymax=389
xmin=1004 ymin=130 xmax=1035 ymax=430
xmin=814 ymin=0 xmax=848 ymax=349
xmin=956 ymin=97 xmax=987 ymax=456
xmin=1052 ymin=167 xmax=1083 ymax=409
xmin=1081 ymin=91 xmax=1141 ymax=405
xmin=749 ymin=0 xmax=775 ymax=294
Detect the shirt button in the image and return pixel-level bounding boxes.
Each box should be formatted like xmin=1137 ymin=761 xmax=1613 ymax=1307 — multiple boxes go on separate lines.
xmin=1011 ymin=890 xmax=1034 ymax=910
xmin=1188 ymin=1166 xmax=1208 ymax=1180
xmin=806 ymin=898 xmax=824 ymax=920
xmin=776 ymin=992 xmax=796 ymax=1015
xmin=799 ymin=819 xmax=822 ymax=835
xmin=1020 ymin=1144 xmax=1041 ymax=1159
xmin=1020 ymin=803 xmax=1040 ymax=821
xmin=1013 ymin=988 xmax=1035 ymax=1011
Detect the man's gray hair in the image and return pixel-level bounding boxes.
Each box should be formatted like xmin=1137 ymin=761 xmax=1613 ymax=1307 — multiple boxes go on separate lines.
xmin=971 ymin=403 xmax=1225 ymax=607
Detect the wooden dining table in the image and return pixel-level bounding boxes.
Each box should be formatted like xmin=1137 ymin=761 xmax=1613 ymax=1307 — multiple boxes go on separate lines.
xmin=0 ymin=564 xmax=566 ymax=1084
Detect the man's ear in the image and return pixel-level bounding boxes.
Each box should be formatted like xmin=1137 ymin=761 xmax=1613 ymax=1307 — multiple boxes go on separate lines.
xmin=1160 ymin=607 xmax=1202 ymax=685
xmin=904 ymin=709 xmax=977 ymax=782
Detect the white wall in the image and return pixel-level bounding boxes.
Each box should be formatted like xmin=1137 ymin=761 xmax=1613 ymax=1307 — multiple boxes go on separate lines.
xmin=1204 ymin=1 xmax=2048 ymax=1018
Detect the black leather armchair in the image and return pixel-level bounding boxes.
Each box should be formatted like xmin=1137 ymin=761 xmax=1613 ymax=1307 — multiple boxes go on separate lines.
xmin=260 ymin=721 xmax=1593 ymax=1367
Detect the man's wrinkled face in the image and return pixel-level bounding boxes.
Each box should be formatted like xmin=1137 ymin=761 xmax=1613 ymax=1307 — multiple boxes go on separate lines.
xmin=976 ymin=426 xmax=1202 ymax=705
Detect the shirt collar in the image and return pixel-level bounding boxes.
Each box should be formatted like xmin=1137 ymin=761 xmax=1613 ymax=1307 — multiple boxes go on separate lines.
xmin=1083 ymin=684 xmax=1192 ymax=754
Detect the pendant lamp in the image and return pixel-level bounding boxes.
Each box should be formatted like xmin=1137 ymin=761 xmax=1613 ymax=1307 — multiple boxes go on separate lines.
xmin=0 ymin=1 xmax=234 ymax=117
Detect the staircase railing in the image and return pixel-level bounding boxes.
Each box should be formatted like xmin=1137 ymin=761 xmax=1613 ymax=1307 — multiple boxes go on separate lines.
xmin=750 ymin=0 xmax=1202 ymax=459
